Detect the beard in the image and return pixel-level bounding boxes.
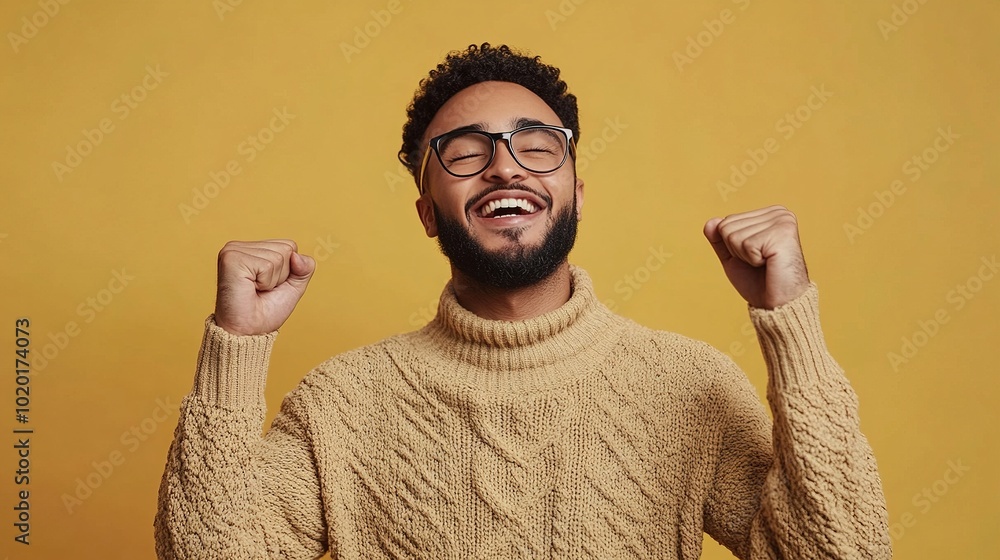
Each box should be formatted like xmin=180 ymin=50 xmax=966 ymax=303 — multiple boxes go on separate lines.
xmin=433 ymin=193 xmax=578 ymax=290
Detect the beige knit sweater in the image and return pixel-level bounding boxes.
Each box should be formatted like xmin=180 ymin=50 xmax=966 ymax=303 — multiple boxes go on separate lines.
xmin=154 ymin=266 xmax=891 ymax=559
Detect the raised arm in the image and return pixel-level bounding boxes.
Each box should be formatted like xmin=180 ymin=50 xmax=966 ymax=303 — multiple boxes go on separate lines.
xmin=154 ymin=240 xmax=326 ymax=558
xmin=700 ymin=207 xmax=890 ymax=558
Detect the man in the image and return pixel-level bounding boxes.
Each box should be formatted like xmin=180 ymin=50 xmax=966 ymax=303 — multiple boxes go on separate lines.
xmin=155 ymin=44 xmax=891 ymax=559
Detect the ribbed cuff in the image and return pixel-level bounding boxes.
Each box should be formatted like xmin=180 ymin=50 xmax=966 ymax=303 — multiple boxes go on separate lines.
xmin=748 ymin=283 xmax=830 ymax=391
xmin=192 ymin=314 xmax=277 ymax=409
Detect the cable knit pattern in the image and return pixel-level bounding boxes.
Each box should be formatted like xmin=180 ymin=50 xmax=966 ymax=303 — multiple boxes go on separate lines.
xmin=154 ymin=266 xmax=891 ymax=559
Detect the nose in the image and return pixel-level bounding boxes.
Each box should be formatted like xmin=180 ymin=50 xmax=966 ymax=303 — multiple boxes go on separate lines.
xmin=482 ymin=139 xmax=526 ymax=185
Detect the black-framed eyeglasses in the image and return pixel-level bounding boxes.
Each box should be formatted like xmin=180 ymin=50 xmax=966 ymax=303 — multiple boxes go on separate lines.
xmin=415 ymin=125 xmax=576 ymax=194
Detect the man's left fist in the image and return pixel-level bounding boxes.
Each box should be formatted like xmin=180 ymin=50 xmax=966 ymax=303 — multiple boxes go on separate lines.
xmin=703 ymin=205 xmax=810 ymax=309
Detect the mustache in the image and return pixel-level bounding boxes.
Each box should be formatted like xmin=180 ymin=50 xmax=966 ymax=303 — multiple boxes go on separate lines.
xmin=464 ymin=183 xmax=553 ymax=216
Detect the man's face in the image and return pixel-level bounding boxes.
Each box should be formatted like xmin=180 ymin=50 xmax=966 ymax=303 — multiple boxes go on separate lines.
xmin=415 ymin=81 xmax=584 ymax=289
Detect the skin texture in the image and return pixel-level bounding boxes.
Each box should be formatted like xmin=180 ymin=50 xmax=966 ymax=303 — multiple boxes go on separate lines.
xmin=211 ymin=82 xmax=811 ymax=335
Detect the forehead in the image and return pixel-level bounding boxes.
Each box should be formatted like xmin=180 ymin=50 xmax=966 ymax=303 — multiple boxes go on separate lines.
xmin=423 ymin=81 xmax=564 ymax=141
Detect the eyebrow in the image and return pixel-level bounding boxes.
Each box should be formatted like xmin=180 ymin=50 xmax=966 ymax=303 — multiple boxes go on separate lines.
xmin=511 ymin=117 xmax=548 ymax=129
xmin=440 ymin=117 xmax=552 ymax=136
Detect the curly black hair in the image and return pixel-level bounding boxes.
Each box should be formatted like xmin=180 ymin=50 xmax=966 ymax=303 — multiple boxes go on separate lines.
xmin=398 ymin=43 xmax=580 ymax=188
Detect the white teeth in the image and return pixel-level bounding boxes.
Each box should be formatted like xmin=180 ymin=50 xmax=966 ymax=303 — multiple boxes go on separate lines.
xmin=480 ymin=198 xmax=538 ymax=217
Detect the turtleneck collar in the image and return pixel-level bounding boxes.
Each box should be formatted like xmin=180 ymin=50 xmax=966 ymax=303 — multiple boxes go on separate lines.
xmin=406 ymin=265 xmax=628 ymax=394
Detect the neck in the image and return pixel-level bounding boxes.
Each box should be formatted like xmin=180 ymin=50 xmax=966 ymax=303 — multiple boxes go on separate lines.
xmin=449 ymin=261 xmax=573 ymax=321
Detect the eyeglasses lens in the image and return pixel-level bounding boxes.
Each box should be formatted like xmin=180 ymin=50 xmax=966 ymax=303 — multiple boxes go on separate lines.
xmin=439 ymin=128 xmax=568 ymax=176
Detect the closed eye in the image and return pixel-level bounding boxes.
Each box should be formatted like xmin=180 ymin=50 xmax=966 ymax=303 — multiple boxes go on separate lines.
xmin=446 ymin=151 xmax=487 ymax=164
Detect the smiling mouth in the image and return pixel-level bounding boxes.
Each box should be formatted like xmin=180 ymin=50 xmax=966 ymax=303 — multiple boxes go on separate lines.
xmin=478 ymin=197 xmax=540 ymax=218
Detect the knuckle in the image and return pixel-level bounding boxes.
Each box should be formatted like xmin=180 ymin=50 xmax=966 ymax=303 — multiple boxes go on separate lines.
xmin=218 ymin=249 xmax=238 ymax=265
xmin=219 ymin=241 xmax=248 ymax=262
xmin=269 ymin=251 xmax=286 ymax=267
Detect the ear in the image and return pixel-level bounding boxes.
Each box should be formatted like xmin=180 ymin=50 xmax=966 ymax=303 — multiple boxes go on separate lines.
xmin=415 ymin=193 xmax=438 ymax=237
xmin=574 ymin=176 xmax=585 ymax=222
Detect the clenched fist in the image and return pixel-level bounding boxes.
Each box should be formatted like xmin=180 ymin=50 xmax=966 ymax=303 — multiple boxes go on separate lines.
xmin=214 ymin=239 xmax=316 ymax=336
xmin=703 ymin=205 xmax=810 ymax=310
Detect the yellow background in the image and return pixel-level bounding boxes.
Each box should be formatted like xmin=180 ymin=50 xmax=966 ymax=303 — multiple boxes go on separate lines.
xmin=2 ymin=0 xmax=997 ymax=558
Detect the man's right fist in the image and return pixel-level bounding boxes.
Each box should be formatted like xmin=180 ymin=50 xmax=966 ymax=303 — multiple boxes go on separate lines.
xmin=214 ymin=239 xmax=316 ymax=336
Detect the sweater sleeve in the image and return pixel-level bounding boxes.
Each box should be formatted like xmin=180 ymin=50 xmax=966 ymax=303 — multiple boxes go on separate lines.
xmin=703 ymin=284 xmax=891 ymax=559
xmin=153 ymin=315 xmax=327 ymax=559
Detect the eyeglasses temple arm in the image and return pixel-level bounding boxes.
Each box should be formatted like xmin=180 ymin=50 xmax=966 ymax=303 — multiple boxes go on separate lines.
xmin=416 ymin=145 xmax=434 ymax=194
